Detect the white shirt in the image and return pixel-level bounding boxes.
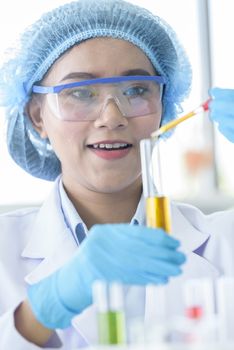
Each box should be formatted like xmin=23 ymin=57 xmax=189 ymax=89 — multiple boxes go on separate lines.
xmin=59 ymin=178 xmax=144 ymax=245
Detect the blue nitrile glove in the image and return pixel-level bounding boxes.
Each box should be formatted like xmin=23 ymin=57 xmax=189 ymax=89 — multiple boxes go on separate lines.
xmin=209 ymin=87 xmax=234 ymax=142
xmin=28 ymin=224 xmax=186 ymax=329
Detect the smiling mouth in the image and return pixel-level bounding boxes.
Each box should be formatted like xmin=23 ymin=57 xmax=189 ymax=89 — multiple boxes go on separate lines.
xmin=87 ymin=142 xmax=133 ymax=150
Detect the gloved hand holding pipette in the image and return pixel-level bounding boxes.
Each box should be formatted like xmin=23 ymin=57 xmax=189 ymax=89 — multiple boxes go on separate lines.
xmin=209 ymin=87 xmax=234 ymax=142
xmin=27 ymin=223 xmax=186 ymax=329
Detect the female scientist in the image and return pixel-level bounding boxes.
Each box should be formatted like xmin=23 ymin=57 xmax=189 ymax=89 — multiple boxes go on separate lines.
xmin=0 ymin=0 xmax=233 ymax=349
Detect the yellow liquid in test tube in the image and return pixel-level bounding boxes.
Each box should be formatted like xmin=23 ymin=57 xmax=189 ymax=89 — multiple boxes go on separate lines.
xmin=146 ymin=196 xmax=171 ymax=234
xmin=140 ymin=138 xmax=172 ymax=234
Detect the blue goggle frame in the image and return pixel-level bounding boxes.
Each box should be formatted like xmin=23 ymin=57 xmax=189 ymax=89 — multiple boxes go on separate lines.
xmin=32 ymin=75 xmax=166 ymax=94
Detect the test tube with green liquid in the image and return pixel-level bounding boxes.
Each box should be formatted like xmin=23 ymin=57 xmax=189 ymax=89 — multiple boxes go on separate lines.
xmin=93 ymin=281 xmax=126 ymax=345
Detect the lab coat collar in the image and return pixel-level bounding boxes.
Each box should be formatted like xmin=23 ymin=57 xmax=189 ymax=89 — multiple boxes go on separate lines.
xmin=170 ymin=201 xmax=210 ymax=254
xmin=131 ymin=195 xmax=211 ymax=255
xmin=59 ymin=178 xmax=88 ymax=243
xmin=131 ymin=193 xmax=145 ymax=225
xmin=130 ymin=194 xmax=210 ymax=254
xmin=21 ymin=177 xmax=76 ymax=260
xmin=22 ymin=178 xmax=78 ymax=284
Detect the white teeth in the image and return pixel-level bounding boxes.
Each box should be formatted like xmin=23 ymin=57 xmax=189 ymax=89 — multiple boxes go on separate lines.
xmin=105 ymin=144 xmax=113 ymax=149
xmin=92 ymin=143 xmax=129 ymax=149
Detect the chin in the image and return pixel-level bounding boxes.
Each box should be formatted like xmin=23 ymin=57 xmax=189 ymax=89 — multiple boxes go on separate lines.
xmin=90 ymin=176 xmax=141 ymax=194
xmin=91 ymin=183 xmax=128 ymax=194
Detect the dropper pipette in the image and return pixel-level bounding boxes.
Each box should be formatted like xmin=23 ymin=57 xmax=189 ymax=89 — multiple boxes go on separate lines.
xmin=151 ymin=99 xmax=210 ymax=139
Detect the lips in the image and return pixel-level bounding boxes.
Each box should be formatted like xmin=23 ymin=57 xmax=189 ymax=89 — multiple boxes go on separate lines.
xmin=87 ymin=140 xmax=133 ymax=160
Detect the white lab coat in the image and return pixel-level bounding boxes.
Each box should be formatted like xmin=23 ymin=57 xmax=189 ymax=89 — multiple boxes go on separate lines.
xmin=0 ymin=179 xmax=234 ymax=349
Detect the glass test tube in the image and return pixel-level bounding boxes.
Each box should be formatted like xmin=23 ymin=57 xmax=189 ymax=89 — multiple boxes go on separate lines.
xmin=144 ymin=284 xmax=169 ymax=343
xmin=182 ymin=278 xmax=217 ymax=344
xmin=140 ymin=138 xmax=171 ymax=233
xmin=216 ymin=277 xmax=234 ymax=342
xmin=183 ymin=278 xmax=215 ymax=320
xmin=92 ymin=281 xmax=126 ymax=345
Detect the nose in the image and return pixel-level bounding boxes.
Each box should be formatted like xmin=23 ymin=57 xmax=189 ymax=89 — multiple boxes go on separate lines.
xmin=93 ymin=97 xmax=128 ymax=130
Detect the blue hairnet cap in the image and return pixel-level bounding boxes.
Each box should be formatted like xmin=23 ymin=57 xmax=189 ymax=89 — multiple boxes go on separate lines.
xmin=0 ymin=0 xmax=192 ymax=181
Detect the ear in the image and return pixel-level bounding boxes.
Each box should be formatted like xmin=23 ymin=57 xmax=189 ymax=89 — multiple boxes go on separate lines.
xmin=26 ymin=96 xmax=48 ymax=139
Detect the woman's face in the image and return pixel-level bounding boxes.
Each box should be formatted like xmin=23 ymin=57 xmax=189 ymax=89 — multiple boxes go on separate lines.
xmin=30 ymin=38 xmax=162 ymax=193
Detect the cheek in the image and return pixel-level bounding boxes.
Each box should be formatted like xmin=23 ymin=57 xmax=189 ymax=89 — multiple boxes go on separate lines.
xmin=41 ymin=117 xmax=84 ymax=155
xmin=133 ymin=112 xmax=161 ymax=140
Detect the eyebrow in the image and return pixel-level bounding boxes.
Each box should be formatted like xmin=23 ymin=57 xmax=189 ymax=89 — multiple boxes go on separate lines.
xmin=60 ymin=69 xmax=152 ymax=82
xmin=121 ymin=69 xmax=152 ymax=76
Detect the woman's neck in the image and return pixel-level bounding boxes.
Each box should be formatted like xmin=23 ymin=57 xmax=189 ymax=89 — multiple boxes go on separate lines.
xmin=62 ymin=179 xmax=142 ymax=229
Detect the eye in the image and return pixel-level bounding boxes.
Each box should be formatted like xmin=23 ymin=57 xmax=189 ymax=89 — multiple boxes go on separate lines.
xmin=123 ymin=85 xmax=149 ymax=98
xmin=61 ymin=87 xmax=97 ymax=100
